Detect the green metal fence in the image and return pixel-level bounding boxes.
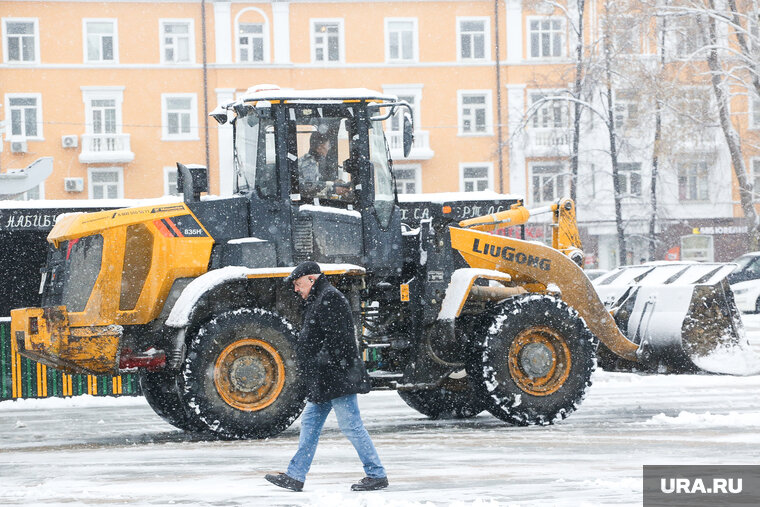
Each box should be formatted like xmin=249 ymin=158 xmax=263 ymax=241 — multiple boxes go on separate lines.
xmin=0 ymin=321 xmax=139 ymax=401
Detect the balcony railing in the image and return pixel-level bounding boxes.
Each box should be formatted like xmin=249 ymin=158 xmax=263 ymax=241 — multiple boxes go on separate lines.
xmin=79 ymin=133 xmax=134 ymax=164
xmin=387 ymin=130 xmax=434 ymax=160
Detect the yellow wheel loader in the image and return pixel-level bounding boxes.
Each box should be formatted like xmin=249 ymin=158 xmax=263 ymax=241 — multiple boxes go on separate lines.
xmin=10 ymin=86 xmax=757 ymax=438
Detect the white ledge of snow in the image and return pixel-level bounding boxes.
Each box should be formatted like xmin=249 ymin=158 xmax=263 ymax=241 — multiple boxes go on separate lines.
xmin=165 ymin=263 xmax=365 ymax=328
xmin=438 ymin=268 xmax=513 ymax=321
xmin=299 ymin=204 xmax=361 ymax=218
xmin=227 ymin=237 xmax=267 ymax=244
xmin=397 ymin=191 xmax=522 ymax=203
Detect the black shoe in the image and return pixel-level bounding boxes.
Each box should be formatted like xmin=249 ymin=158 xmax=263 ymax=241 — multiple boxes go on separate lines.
xmin=265 ymin=473 xmax=304 ymax=492
xmin=351 ymin=476 xmax=389 ymax=491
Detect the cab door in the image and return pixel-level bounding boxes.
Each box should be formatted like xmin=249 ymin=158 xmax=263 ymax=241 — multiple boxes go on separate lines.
xmin=357 ymin=115 xmax=403 ymax=277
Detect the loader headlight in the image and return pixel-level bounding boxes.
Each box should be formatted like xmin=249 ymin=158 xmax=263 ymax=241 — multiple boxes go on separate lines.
xmin=733 ymin=288 xmax=748 ymax=295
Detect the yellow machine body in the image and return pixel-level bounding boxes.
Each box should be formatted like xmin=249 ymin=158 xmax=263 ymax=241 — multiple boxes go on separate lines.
xmin=11 ymin=203 xmax=214 ymax=373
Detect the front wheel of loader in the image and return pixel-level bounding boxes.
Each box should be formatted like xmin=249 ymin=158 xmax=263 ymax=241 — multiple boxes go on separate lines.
xmin=181 ymin=308 xmax=306 ymax=439
xmin=468 ymin=294 xmax=597 ymax=426
xmin=398 ymin=374 xmax=485 ymax=419
xmin=139 ymin=369 xmax=206 ymax=432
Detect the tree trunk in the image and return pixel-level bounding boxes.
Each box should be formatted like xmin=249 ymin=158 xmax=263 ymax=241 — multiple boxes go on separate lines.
xmin=705 ymin=3 xmax=760 ymax=249
xmin=649 ymin=14 xmax=667 ymax=261
xmin=603 ymin=24 xmax=627 ymax=266
xmin=570 ymin=0 xmax=586 ymax=203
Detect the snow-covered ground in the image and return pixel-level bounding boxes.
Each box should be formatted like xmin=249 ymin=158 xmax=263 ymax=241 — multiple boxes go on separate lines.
xmin=2 ymin=315 xmax=760 ymax=507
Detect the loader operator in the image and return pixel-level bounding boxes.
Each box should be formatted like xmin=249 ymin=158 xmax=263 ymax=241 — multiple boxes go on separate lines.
xmin=297 ymin=131 xmax=352 ymax=200
xmin=265 ymin=261 xmax=389 ymax=492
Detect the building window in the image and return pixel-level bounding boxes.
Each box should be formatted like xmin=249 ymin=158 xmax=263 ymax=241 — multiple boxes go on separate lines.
xmin=84 ymin=19 xmax=117 ymax=63
xmin=162 ymin=94 xmax=197 ymax=140
xmin=529 ymin=91 xmax=569 ymax=129
xmin=752 ymin=159 xmax=760 ymax=202
xmin=616 ymin=162 xmax=642 ymax=197
xmin=5 ymin=94 xmax=41 ymax=139
xmin=529 ymin=17 xmax=565 ymax=58
xmin=458 ymin=91 xmax=492 ymax=135
xmin=458 ymin=18 xmax=488 ymax=61
xmin=614 ymin=89 xmax=640 ymax=129
xmin=88 ymin=167 xmax=123 ymax=199
xmin=386 ymin=18 xmax=417 ymax=62
xmin=164 ymin=166 xmax=179 ymax=195
xmin=751 ymin=94 xmax=760 ymax=129
xmin=394 ymin=165 xmax=420 ymax=194
xmin=531 ymin=164 xmax=568 ymax=204
xmin=160 ymin=20 xmax=194 ymax=63
xmin=3 ymin=18 xmax=38 ymax=63
xmin=461 ymin=163 xmax=492 ymax=192
xmin=678 ymin=161 xmax=709 ymax=201
xmin=671 ymin=14 xmax=707 ymax=59
xmin=238 ymin=22 xmax=265 ymax=62
xmin=312 ymin=20 xmax=343 ymax=63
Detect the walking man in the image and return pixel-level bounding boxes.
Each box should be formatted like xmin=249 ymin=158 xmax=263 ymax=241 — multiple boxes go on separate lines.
xmin=265 ymin=261 xmax=388 ymax=492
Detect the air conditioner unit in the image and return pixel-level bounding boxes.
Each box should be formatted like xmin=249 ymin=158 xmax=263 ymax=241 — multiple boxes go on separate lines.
xmin=64 ymin=177 xmax=84 ymax=193
xmin=61 ymin=135 xmax=78 ymax=149
xmin=10 ymin=140 xmax=28 ymax=154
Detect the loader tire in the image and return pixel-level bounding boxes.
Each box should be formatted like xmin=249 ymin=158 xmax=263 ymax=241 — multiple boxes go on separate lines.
xmin=398 ymin=376 xmax=485 ymax=419
xmin=139 ymin=369 xmax=206 ymax=432
xmin=468 ymin=294 xmax=597 ymax=426
xmin=181 ymin=308 xmax=306 ymax=439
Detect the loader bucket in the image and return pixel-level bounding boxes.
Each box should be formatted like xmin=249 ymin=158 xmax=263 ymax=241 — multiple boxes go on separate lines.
xmin=593 ymin=263 xmax=760 ymax=375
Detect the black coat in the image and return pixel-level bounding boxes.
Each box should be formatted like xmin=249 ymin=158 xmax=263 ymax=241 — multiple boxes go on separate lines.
xmin=296 ymin=275 xmax=370 ymax=403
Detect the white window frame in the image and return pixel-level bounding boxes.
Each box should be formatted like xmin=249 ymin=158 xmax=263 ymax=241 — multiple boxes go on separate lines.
xmin=751 ymin=94 xmax=760 ymax=130
xmin=310 ymin=18 xmax=344 ymax=64
xmin=161 ymin=93 xmax=199 ymax=141
xmin=528 ymin=89 xmax=570 ymax=129
xmin=613 ymin=89 xmax=640 ymax=129
xmin=88 ymin=166 xmax=124 ymax=199
xmin=460 ymin=162 xmax=494 ymax=192
xmin=2 ymin=17 xmax=39 ymax=64
xmin=82 ymin=87 xmax=124 ymax=135
xmin=677 ymin=160 xmax=710 ymax=202
xmin=159 ymin=18 xmax=195 ymax=64
xmin=382 ymin=84 xmax=423 ymax=132
xmin=530 ymin=163 xmax=569 ymax=205
xmin=12 ymin=181 xmax=45 ymax=201
xmin=393 ymin=164 xmax=421 ymax=194
xmin=752 ymin=158 xmax=760 ymax=202
xmin=616 ymin=162 xmax=642 ymax=197
xmin=4 ymin=93 xmax=43 ymax=140
xmin=164 ymin=166 xmax=180 ymax=195
xmin=458 ymin=90 xmax=493 ymax=136
xmin=235 ymin=7 xmax=270 ymax=64
xmin=385 ymin=18 xmax=418 ymax=63
xmin=456 ymin=17 xmax=490 ymax=62
xmin=83 ymin=18 xmax=118 ymax=64
xmin=527 ymin=16 xmax=566 ymax=59
xmin=669 ymin=14 xmax=707 ymax=60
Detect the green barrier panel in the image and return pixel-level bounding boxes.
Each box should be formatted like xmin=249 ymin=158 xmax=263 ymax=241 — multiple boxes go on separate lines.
xmin=0 ymin=321 xmax=140 ymax=401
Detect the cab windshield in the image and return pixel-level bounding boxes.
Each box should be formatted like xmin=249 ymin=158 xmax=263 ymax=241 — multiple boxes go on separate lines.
xmin=234 ymin=112 xmax=276 ymax=196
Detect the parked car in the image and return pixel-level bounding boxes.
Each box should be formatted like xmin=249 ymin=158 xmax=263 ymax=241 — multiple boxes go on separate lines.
xmin=728 ymin=252 xmax=760 ymax=313
xmin=584 ymin=268 xmax=609 ymax=280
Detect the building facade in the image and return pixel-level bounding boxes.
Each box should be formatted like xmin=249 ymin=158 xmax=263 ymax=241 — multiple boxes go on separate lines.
xmin=2 ymin=0 xmax=758 ymax=267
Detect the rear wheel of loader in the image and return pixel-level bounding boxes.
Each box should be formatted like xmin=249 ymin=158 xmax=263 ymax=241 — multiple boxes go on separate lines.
xmin=468 ymin=294 xmax=597 ymax=426
xmin=139 ymin=369 xmax=206 ymax=432
xmin=398 ymin=373 xmax=485 ymax=419
xmin=181 ymin=308 xmax=306 ymax=439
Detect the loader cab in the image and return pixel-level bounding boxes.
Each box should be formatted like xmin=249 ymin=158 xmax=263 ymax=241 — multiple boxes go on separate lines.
xmin=224 ymin=87 xmax=409 ymax=276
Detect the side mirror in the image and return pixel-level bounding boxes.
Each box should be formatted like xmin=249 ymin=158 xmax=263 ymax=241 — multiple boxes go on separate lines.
xmin=402 ymin=113 xmax=414 ymax=158
xmin=177 ymin=163 xmax=209 ymax=202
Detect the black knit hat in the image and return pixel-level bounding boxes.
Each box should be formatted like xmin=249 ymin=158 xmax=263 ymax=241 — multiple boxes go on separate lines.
xmin=286 ymin=261 xmax=321 ymax=282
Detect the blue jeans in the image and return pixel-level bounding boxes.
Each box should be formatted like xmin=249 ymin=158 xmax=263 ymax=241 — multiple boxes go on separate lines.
xmin=286 ymin=394 xmax=386 ymax=482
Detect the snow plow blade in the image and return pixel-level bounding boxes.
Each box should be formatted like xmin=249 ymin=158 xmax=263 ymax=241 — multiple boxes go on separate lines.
xmin=593 ymin=263 xmax=760 ymax=375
